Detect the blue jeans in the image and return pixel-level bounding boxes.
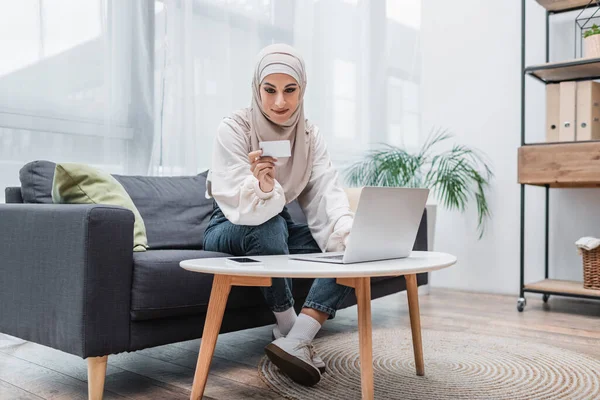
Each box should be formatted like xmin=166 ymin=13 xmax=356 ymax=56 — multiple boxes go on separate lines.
xmin=203 ymin=203 xmax=352 ymax=318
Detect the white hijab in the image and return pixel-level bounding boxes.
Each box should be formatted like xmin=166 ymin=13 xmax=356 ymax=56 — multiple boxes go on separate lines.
xmin=230 ymin=43 xmax=313 ymax=203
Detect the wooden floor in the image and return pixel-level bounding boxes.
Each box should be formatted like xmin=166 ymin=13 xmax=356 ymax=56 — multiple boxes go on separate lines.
xmin=1 ymin=288 xmax=600 ymax=399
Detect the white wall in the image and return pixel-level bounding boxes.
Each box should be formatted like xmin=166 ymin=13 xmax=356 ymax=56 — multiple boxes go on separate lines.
xmin=422 ymin=0 xmax=600 ymax=295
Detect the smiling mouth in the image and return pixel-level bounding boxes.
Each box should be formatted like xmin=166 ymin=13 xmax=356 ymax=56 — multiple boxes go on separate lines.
xmin=272 ymin=109 xmax=289 ymax=115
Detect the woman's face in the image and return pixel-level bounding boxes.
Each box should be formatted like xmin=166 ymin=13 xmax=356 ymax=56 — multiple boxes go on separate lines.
xmin=260 ymin=73 xmax=300 ymax=125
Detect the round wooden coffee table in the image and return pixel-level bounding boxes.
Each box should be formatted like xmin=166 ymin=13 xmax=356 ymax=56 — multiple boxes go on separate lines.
xmin=180 ymin=251 xmax=456 ymax=400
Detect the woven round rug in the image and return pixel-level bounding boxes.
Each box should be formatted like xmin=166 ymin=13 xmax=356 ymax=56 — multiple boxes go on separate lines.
xmin=258 ymin=328 xmax=600 ymax=399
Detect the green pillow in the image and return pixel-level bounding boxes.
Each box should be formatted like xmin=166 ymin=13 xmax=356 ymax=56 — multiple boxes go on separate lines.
xmin=51 ymin=163 xmax=148 ymax=252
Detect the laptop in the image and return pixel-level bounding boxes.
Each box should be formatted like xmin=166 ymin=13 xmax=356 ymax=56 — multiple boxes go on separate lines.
xmin=289 ymin=187 xmax=429 ymax=264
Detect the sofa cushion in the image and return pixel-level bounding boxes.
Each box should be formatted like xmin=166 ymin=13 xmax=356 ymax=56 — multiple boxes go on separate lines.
xmin=114 ymin=172 xmax=213 ymax=249
xmin=130 ymin=249 xmax=332 ymax=321
xmin=131 ymin=249 xmax=260 ymax=320
xmin=19 ymin=160 xmax=56 ymax=203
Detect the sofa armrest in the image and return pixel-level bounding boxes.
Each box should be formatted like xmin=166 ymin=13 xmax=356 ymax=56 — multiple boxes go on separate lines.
xmin=0 ymin=204 xmax=134 ymax=357
xmin=5 ymin=187 xmax=23 ymax=203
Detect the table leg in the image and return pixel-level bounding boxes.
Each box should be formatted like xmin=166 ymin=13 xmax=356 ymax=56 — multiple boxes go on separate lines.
xmin=190 ymin=275 xmax=232 ymax=400
xmin=190 ymin=274 xmax=271 ymax=400
xmin=355 ymin=277 xmax=374 ymax=400
xmin=337 ymin=277 xmax=374 ymax=400
xmin=405 ymin=274 xmax=424 ymax=376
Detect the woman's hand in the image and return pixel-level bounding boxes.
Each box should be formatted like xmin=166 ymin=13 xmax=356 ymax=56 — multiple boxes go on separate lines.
xmin=248 ymin=150 xmax=277 ymax=193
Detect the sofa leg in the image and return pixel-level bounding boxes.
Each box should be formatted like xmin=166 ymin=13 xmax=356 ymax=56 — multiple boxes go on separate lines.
xmin=87 ymin=355 xmax=108 ymax=400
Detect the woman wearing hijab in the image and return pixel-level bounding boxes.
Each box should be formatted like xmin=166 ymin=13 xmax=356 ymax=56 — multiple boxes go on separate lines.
xmin=203 ymin=43 xmax=354 ymax=387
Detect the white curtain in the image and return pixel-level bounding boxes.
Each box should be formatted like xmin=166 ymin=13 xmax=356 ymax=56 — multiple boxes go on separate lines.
xmin=0 ymin=0 xmax=153 ymax=202
xmin=0 ymin=0 xmax=421 ymax=201
xmin=152 ymin=0 xmax=422 ymax=176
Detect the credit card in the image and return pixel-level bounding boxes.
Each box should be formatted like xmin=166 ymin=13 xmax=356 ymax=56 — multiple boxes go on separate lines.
xmin=259 ymin=140 xmax=291 ymax=158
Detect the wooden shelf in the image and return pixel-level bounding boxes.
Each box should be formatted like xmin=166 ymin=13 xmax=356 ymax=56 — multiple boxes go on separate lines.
xmin=525 ymin=58 xmax=600 ymax=83
xmin=518 ymin=142 xmax=600 ymax=187
xmin=525 ymin=279 xmax=600 ymax=298
xmin=536 ymin=0 xmax=597 ymax=13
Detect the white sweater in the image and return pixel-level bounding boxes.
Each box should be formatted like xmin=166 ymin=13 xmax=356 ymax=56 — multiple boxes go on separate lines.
xmin=207 ymin=118 xmax=354 ymax=252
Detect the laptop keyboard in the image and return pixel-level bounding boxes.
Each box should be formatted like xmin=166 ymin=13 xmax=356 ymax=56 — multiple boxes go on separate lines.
xmin=317 ymin=254 xmax=344 ymax=260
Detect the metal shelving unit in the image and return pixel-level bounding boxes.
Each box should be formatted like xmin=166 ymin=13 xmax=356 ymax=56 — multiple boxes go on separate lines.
xmin=518 ymin=0 xmax=600 ymax=311
xmin=526 ymin=58 xmax=600 ymax=82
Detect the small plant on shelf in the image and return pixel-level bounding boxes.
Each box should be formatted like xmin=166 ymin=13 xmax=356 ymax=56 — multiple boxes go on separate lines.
xmin=583 ymin=24 xmax=600 ymax=39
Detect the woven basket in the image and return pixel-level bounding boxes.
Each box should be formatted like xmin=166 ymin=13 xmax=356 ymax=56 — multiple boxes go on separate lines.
xmin=582 ymin=247 xmax=600 ymax=290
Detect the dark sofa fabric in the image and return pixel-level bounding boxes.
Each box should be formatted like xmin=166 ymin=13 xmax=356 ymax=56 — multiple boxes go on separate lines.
xmin=5 ymin=187 xmax=23 ymax=203
xmin=113 ymin=173 xmax=213 ymax=250
xmin=131 ymin=249 xmax=246 ymax=321
xmin=128 ymin=274 xmax=419 ymax=351
xmin=18 ymin=160 xmax=55 ymax=203
xmin=0 ymin=203 xmax=134 ymax=358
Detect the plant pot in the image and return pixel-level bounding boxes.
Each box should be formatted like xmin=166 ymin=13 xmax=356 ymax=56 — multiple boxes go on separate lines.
xmin=584 ymin=34 xmax=600 ymax=59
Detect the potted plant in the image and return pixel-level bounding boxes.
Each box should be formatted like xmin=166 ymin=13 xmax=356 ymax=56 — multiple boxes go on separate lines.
xmin=584 ymin=24 xmax=600 ymax=58
xmin=345 ymin=129 xmax=493 ymax=239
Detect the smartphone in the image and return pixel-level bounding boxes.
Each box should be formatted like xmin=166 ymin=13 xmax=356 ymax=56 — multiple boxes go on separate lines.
xmin=226 ymin=257 xmax=263 ymax=264
xmin=259 ymin=140 xmax=291 ymax=158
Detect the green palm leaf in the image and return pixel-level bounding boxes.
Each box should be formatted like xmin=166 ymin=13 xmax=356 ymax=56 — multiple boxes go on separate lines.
xmin=345 ymin=129 xmax=493 ymax=239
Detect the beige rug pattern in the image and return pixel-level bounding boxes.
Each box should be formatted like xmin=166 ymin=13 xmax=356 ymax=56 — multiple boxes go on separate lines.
xmin=258 ymin=328 xmax=600 ymax=399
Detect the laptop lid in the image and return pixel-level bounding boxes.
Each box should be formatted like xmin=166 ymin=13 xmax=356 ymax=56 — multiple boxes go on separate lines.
xmin=343 ymin=187 xmax=429 ymax=263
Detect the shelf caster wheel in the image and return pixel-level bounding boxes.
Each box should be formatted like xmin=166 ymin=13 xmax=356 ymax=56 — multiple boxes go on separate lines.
xmin=543 ymin=294 xmax=550 ymax=303
xmin=517 ymin=297 xmax=526 ymax=312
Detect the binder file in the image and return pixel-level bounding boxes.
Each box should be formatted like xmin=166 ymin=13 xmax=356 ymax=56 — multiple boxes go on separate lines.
xmin=546 ymin=83 xmax=560 ymax=142
xmin=559 ymin=81 xmax=576 ymax=142
xmin=576 ymin=80 xmax=600 ymax=141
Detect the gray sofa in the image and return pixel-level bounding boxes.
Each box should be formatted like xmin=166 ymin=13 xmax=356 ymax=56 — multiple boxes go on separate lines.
xmin=0 ymin=161 xmax=427 ymax=364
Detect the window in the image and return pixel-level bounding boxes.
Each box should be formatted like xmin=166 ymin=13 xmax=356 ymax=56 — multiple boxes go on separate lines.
xmin=0 ymin=1 xmax=102 ymax=77
xmin=41 ymin=0 xmax=102 ymax=57
xmin=387 ymin=77 xmax=420 ymax=149
xmin=0 ymin=0 xmax=40 ymax=77
xmin=333 ymin=59 xmax=357 ymax=139
xmin=386 ymin=0 xmax=420 ymax=28
xmin=0 ymin=1 xmax=152 ymax=203
xmin=0 ymin=1 xmax=142 ymax=132
xmin=203 ymin=0 xmax=273 ymax=21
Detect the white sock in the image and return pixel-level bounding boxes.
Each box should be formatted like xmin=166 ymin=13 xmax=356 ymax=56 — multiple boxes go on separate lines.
xmin=287 ymin=314 xmax=322 ymax=342
xmin=274 ymin=307 xmax=297 ymax=336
